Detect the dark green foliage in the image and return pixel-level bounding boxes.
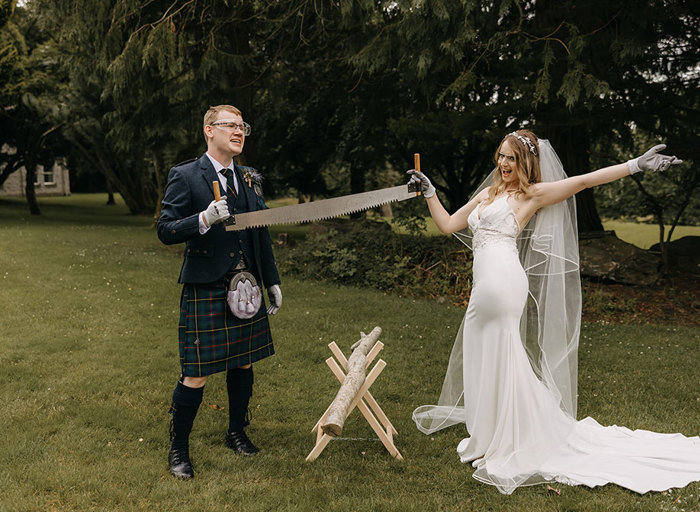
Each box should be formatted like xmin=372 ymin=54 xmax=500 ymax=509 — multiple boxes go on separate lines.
xmin=346 ymin=0 xmax=698 ymax=230
xmin=0 ymin=1 xmax=69 ymax=214
xmin=277 ymin=219 xmax=474 ymax=302
xmin=595 ymin=165 xmax=700 ymax=227
xmin=2 ymin=0 xmax=697 ymax=226
xmin=392 ymin=197 xmax=430 ymax=235
xmin=590 ymin=130 xmax=699 ymax=272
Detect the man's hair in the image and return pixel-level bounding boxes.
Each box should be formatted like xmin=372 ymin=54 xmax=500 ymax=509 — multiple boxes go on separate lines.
xmin=203 ymin=105 xmax=242 ymax=140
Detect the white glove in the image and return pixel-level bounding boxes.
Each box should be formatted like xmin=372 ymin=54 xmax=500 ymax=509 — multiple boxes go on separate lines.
xmin=406 ymin=170 xmax=436 ymax=198
xmin=202 ymin=197 xmax=230 ymax=226
xmin=267 ymin=284 xmax=282 ymax=315
xmin=627 ymin=144 xmax=683 ymax=175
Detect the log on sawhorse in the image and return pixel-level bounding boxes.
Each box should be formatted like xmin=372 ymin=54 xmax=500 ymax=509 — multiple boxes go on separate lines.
xmin=306 ymin=326 xmax=403 ymax=461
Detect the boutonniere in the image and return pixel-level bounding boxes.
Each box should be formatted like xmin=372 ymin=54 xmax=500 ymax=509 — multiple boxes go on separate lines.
xmin=242 ymin=168 xmax=264 ymax=197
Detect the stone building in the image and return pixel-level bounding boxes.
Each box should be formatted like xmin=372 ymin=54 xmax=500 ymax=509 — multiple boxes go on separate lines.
xmin=0 ymin=145 xmax=71 ymax=197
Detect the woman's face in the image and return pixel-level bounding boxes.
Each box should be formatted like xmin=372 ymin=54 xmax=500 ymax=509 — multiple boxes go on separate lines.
xmin=497 ymin=139 xmax=519 ymax=186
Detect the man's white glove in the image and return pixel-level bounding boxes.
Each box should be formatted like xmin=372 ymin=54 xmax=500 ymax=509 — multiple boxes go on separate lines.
xmin=202 ymin=197 xmax=230 ymax=226
xmin=406 ymin=170 xmax=435 ymax=198
xmin=627 ymin=144 xmax=683 ymax=175
xmin=267 ymin=284 xmax=282 ymax=315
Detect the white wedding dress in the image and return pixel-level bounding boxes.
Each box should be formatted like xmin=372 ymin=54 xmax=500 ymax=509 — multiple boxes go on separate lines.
xmin=413 ymin=195 xmax=700 ymax=495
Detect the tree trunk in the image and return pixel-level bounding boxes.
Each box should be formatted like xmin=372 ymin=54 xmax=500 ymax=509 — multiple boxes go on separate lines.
xmin=71 ymin=131 xmax=151 ymax=215
xmin=24 ymin=157 xmax=41 ymax=215
xmin=537 ymin=125 xmax=604 ymax=233
xmin=0 ymin=160 xmax=21 ymax=188
xmin=656 ymin=219 xmax=669 ymax=275
xmin=533 ymin=0 xmax=604 ymax=235
xmin=79 ymin=140 xmax=145 ymax=214
xmin=106 ymin=177 xmax=115 ymax=205
xmin=151 ymin=152 xmax=165 ymax=224
xmin=232 ymin=19 xmax=257 ymax=167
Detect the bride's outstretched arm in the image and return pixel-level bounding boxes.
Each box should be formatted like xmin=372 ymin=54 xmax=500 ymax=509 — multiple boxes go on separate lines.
xmin=533 ymin=163 xmax=629 ymax=208
xmin=407 ymin=170 xmax=487 ymax=234
xmin=533 ymin=144 xmax=682 ymax=208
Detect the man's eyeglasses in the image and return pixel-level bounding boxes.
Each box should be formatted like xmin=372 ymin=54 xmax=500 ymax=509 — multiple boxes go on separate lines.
xmin=211 ymin=120 xmax=251 ymax=136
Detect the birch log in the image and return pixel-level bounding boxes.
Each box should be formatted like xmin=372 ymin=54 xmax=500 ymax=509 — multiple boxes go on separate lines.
xmin=322 ymin=327 xmax=382 ymax=436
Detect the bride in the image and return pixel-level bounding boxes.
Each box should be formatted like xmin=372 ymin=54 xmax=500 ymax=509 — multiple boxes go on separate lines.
xmin=408 ymin=130 xmax=700 ymax=495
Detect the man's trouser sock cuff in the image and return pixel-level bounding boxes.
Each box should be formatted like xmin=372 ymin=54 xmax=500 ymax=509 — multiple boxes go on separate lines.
xmin=226 ymin=367 xmax=254 ymax=432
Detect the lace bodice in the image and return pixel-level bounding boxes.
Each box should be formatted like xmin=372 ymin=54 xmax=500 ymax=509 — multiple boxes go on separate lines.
xmin=467 ymin=196 xmax=520 ymax=254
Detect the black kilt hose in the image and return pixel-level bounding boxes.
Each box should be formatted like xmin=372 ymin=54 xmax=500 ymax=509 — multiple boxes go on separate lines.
xmin=178 ymin=281 xmax=274 ymax=377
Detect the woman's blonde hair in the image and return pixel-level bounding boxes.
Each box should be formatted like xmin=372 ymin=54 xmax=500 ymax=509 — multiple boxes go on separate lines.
xmin=485 ymin=129 xmax=541 ymax=204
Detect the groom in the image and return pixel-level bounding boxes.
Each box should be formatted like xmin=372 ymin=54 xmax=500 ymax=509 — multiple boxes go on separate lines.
xmin=157 ymin=104 xmax=282 ymax=479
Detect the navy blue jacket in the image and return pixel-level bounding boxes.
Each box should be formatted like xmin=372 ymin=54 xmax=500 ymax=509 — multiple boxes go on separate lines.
xmin=156 ymin=154 xmax=280 ymax=287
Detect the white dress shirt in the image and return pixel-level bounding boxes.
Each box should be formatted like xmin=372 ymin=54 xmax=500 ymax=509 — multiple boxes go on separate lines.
xmin=199 ymin=153 xmax=239 ymax=233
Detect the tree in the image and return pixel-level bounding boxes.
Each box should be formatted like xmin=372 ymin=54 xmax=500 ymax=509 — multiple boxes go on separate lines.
xmin=254 ymin=2 xmax=407 ymax=205
xmin=8 ymin=0 xmax=695 ymax=228
xmin=0 ymin=0 xmax=68 ymax=215
xmin=342 ymin=0 xmax=698 ymax=235
xmin=0 ymin=0 xmax=26 ymax=188
xmin=33 ymin=0 xmax=329 ymax=215
xmin=34 ymin=0 xmax=192 ymax=215
xmin=593 ymin=132 xmax=699 ymax=274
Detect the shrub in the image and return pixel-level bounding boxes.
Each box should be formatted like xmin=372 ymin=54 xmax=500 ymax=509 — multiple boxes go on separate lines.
xmin=276 ymin=219 xmax=474 ymax=303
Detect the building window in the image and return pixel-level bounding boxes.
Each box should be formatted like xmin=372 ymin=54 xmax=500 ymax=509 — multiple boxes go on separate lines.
xmin=43 ymin=166 xmax=55 ymax=184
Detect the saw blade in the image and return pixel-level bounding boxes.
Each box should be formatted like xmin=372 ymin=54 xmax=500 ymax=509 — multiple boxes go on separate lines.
xmin=224 ymin=184 xmax=418 ymax=231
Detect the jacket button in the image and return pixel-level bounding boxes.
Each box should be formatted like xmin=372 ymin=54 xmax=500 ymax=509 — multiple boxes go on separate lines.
xmin=203 ymin=250 xmax=207 ymax=254
xmin=171 ymin=229 xmax=176 ymax=234
xmin=230 ymin=252 xmax=234 ymax=258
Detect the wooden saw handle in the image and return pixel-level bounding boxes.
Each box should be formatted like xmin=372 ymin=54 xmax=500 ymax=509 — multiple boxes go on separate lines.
xmin=213 ymin=181 xmax=221 ymax=201
xmin=414 ymin=153 xmax=421 ymax=196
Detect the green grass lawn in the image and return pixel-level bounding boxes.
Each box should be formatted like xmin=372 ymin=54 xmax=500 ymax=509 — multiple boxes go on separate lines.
xmin=1 ymin=194 xmax=698 ymax=512
xmin=600 ymin=219 xmax=699 ymax=249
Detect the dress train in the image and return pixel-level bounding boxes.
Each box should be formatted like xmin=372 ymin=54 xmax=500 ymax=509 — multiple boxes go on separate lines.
xmin=413 ymin=196 xmax=700 ymax=494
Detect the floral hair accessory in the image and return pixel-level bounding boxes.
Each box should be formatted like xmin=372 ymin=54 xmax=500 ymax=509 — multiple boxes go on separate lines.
xmin=508 ymin=132 xmax=538 ymax=155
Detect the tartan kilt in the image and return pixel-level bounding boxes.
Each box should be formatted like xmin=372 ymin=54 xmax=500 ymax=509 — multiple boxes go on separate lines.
xmin=178 ymin=281 xmax=274 ymax=377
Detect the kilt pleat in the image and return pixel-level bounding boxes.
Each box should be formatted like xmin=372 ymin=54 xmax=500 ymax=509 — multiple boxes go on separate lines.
xmin=178 ymin=282 xmax=274 ymax=376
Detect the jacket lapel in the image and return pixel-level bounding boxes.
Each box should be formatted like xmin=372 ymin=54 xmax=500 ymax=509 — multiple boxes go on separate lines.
xmin=199 ymin=154 xmax=220 ymax=200
xmin=234 ymin=164 xmax=253 ymax=210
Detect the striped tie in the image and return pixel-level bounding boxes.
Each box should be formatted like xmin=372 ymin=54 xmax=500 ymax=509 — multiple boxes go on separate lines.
xmin=222 ymin=168 xmax=237 ymax=197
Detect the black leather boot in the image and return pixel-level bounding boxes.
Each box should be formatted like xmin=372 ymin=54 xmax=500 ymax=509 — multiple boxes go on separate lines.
xmin=226 ymin=367 xmax=258 ymax=455
xmin=225 ymin=429 xmax=259 ymax=455
xmin=168 ymin=381 xmax=203 ymax=478
xmin=168 ymin=444 xmax=194 ymax=479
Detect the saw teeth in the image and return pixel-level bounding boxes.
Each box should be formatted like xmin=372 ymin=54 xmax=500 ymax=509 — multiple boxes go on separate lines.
xmin=227 ymin=185 xmax=416 ymax=231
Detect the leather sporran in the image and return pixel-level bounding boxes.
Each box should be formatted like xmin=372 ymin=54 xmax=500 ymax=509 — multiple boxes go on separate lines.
xmin=227 ymin=271 xmax=262 ymax=319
